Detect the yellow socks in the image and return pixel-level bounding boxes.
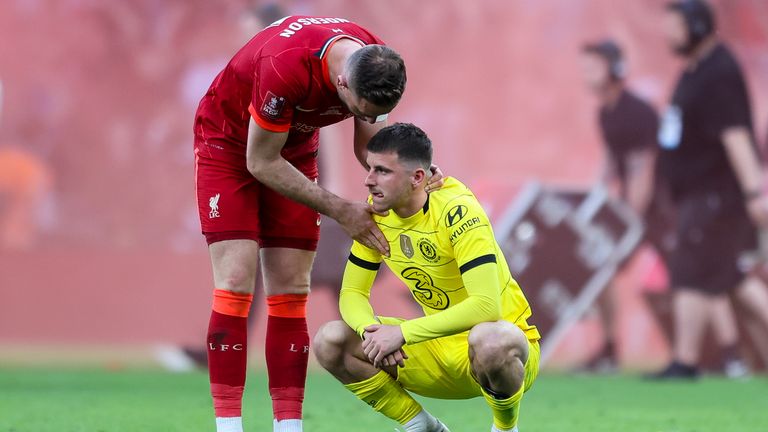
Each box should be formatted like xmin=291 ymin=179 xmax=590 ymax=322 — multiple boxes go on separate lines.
xmin=482 ymin=386 xmax=524 ymax=431
xmin=344 ymin=370 xmax=423 ymax=424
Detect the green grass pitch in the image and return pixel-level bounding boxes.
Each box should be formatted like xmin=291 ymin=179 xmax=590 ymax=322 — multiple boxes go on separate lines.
xmin=0 ymin=368 xmax=766 ymax=431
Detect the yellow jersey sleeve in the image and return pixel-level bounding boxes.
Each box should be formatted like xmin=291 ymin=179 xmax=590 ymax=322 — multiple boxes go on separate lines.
xmin=399 ymin=196 xmax=504 ymax=344
xmin=339 ymin=241 xmax=383 ymax=338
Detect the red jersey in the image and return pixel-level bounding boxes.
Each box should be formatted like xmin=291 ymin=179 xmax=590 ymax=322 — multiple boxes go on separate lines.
xmin=194 ymin=16 xmax=385 ymax=161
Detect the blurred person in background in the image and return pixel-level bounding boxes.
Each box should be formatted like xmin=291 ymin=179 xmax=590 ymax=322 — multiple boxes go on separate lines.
xmin=192 ymin=12 xmax=441 ymax=432
xmin=580 ymin=40 xmax=674 ymax=372
xmin=0 ymin=147 xmax=53 ymax=250
xmin=0 ymin=78 xmax=54 ymax=250
xmin=652 ymin=0 xmax=768 ymax=379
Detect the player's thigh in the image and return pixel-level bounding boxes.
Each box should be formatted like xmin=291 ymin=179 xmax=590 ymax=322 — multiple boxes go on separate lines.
xmin=260 ymin=247 xmax=316 ymax=295
xmin=195 ymin=143 xmax=262 ymax=245
xmin=196 ymin=145 xmax=262 ymax=293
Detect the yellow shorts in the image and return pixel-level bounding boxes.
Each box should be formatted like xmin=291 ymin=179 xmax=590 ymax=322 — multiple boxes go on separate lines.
xmin=378 ymin=317 xmax=540 ymax=400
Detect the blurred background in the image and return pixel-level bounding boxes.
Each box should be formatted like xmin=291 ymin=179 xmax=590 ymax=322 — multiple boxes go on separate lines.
xmin=1 ymin=0 xmax=768 ymax=374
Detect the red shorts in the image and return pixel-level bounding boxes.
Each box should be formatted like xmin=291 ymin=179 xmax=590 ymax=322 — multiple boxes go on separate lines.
xmin=194 ymin=137 xmax=321 ymax=251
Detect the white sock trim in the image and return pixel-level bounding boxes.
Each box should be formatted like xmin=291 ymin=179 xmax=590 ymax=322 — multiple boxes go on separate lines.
xmin=404 ymin=410 xmax=441 ymax=432
xmin=215 ymin=416 xmax=243 ymax=432
xmin=273 ymin=418 xmax=303 ymax=432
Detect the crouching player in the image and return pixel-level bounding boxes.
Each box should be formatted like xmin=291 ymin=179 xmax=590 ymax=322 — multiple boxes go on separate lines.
xmin=314 ymin=123 xmax=541 ymax=432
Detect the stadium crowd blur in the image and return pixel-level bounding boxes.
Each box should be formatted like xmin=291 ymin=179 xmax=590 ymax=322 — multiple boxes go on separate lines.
xmin=1 ymin=0 xmax=768 ymax=374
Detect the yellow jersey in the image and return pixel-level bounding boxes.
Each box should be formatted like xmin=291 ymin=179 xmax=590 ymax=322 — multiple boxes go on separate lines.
xmin=340 ymin=177 xmax=540 ymax=345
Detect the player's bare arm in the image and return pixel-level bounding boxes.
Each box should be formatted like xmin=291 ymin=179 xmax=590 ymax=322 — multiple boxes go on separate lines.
xmin=246 ymin=119 xmax=391 ymax=255
xmin=722 ymin=126 xmax=768 ymax=227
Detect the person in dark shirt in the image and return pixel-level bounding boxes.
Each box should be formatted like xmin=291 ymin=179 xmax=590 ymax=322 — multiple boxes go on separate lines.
xmin=580 ymin=40 xmax=674 ymax=371
xmin=652 ymin=0 xmax=768 ymax=379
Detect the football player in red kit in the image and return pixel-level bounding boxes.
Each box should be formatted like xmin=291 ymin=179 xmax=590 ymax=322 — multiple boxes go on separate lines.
xmin=194 ymin=15 xmax=439 ymax=432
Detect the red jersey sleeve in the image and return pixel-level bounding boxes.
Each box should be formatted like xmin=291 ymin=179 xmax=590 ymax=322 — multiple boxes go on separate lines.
xmin=249 ymin=55 xmax=306 ymax=133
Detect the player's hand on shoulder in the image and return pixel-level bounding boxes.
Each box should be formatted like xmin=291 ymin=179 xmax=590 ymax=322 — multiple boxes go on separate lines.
xmin=337 ymin=201 xmax=391 ymax=257
xmin=425 ymin=164 xmax=444 ymax=194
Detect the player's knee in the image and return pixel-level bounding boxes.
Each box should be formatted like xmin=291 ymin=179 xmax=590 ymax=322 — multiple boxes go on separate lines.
xmin=218 ymin=268 xmax=256 ymax=294
xmin=469 ymin=321 xmax=528 ymax=372
xmin=263 ymin=270 xmax=311 ymax=295
xmin=314 ymin=321 xmax=354 ymax=369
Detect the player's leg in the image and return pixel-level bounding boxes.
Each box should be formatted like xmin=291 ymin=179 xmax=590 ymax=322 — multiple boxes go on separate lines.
xmin=735 ymin=275 xmax=768 ymax=364
xmin=314 ymin=320 xmax=447 ymax=432
xmin=254 ymin=148 xmax=322 ymax=432
xmin=651 ymin=194 xmax=724 ymax=378
xmin=259 ymin=247 xmax=314 ymax=432
xmin=196 ymin=143 xmax=262 ymax=432
xmin=735 ymin=275 xmax=768 ymax=337
xmin=709 ymin=293 xmax=750 ymax=377
xmin=468 ymin=321 xmax=533 ymax=432
xmin=585 ymin=279 xmax=618 ymax=371
xmin=207 ymin=240 xmax=260 ymax=431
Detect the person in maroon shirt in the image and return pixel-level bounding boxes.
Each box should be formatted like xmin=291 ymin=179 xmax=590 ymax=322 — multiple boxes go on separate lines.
xmin=580 ymin=39 xmax=674 ymax=372
xmin=194 ymin=16 xmax=442 ymax=432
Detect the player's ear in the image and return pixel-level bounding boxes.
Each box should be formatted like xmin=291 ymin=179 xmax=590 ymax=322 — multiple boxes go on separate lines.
xmin=337 ymin=75 xmax=349 ymax=90
xmin=412 ymin=168 xmax=426 ymax=188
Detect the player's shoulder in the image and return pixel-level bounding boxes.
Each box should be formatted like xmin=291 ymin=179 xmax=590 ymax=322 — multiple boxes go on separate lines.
xmin=261 ymin=16 xmax=380 ymax=52
xmin=430 ymin=177 xmax=485 ymax=222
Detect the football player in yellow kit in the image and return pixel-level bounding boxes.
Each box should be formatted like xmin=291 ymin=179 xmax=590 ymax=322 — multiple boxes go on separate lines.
xmin=314 ymin=123 xmax=540 ymax=432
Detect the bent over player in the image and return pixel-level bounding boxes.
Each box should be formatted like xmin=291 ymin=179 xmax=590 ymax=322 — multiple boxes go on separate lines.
xmin=314 ymin=123 xmax=541 ymax=432
xmin=194 ymin=16 xmax=440 ymax=432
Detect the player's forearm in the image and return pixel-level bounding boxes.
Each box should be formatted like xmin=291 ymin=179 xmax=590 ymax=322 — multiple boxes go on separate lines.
xmin=339 ymin=289 xmax=379 ymax=338
xmin=723 ymin=127 xmax=764 ymax=197
xmin=400 ymin=294 xmax=501 ymax=344
xmin=248 ymin=156 xmax=347 ymax=218
xmin=339 ymin=258 xmax=380 ymax=337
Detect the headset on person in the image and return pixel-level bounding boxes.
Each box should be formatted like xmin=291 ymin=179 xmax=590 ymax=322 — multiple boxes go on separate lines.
xmin=667 ymin=0 xmax=716 ymax=51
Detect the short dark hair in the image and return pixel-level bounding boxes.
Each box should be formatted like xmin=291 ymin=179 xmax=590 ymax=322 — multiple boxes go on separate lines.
xmin=367 ymin=123 xmax=432 ymax=170
xmin=346 ymin=45 xmax=407 ymax=109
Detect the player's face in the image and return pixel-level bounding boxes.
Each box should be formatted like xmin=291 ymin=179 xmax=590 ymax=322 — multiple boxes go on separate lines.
xmin=581 ymin=53 xmax=611 ymax=91
xmin=663 ymin=11 xmax=689 ymax=54
xmin=340 ymin=89 xmax=391 ymax=124
xmin=365 ymin=151 xmax=415 ymax=213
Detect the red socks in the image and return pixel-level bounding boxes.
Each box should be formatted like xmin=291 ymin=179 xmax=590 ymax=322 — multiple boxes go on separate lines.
xmin=207 ymin=289 xmax=253 ymax=418
xmin=265 ymin=294 xmax=309 ymax=421
xmin=207 ymin=289 xmax=308 ymax=422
